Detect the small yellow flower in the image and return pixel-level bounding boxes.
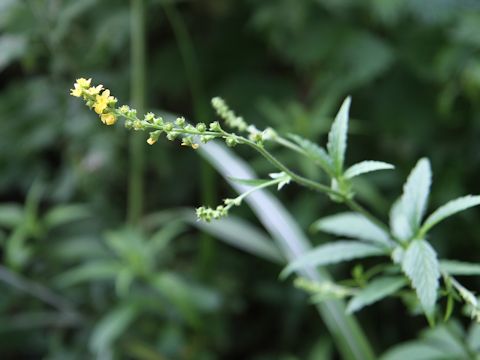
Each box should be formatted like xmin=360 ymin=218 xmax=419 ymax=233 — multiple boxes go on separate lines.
xmin=100 ymin=113 xmax=117 ymax=125
xmin=86 ymin=85 xmax=104 ymax=96
xmin=70 ymin=84 xmax=83 ymax=97
xmin=94 ymin=89 xmax=115 ymax=114
xmin=76 ymin=78 xmax=92 ymax=88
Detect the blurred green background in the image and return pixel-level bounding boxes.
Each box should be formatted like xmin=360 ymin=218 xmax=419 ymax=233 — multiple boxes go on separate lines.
xmin=1 ymin=0 xmax=480 ymax=358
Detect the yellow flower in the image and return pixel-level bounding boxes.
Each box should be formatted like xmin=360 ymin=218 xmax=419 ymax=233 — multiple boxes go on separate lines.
xmin=100 ymin=113 xmax=117 ymax=125
xmin=94 ymin=89 xmax=115 ymax=114
xmin=70 ymin=78 xmax=92 ymax=97
xmin=76 ymin=78 xmax=91 ymax=88
xmin=86 ymin=85 xmax=104 ymax=96
xmin=70 ymin=84 xmax=83 ymax=97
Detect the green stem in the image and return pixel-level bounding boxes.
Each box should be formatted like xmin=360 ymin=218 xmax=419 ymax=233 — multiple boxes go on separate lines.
xmin=128 ymin=0 xmax=146 ymax=225
xmin=162 ymin=2 xmax=216 ymax=279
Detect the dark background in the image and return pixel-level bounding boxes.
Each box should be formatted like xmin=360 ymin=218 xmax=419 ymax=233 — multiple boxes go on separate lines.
xmin=1 ymin=0 xmax=480 ymax=358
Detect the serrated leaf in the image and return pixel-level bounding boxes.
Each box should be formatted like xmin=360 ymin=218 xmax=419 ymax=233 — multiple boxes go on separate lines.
xmin=344 ymin=161 xmax=394 ymax=179
xmin=347 ymin=277 xmax=406 ymax=313
xmin=420 ymin=195 xmax=480 ymax=235
xmin=311 ymin=212 xmax=393 ymax=247
xmin=390 ymin=159 xmax=431 ymax=241
xmin=401 ymin=239 xmax=440 ymax=315
xmin=399 ymin=158 xmax=432 ymax=237
xmin=327 ymin=97 xmax=351 ymax=175
xmin=287 ymin=134 xmax=334 ymax=176
xmin=440 ymin=260 xmax=480 ymax=276
xmin=281 ymin=241 xmax=386 ymax=278
xmin=227 ymin=176 xmax=271 ymax=187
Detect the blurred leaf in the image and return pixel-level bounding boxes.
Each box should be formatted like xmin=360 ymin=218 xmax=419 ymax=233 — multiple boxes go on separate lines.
xmin=44 ymin=204 xmax=91 ymax=229
xmin=0 ymin=203 xmax=24 ymax=228
xmin=440 ymin=260 xmax=480 ymax=276
xmin=381 ymin=342 xmax=451 ymax=360
xmin=55 ymin=260 xmax=122 ymax=287
xmin=344 ymin=161 xmax=394 ymax=180
xmin=311 ymin=212 xmax=392 ymax=247
xmin=0 ymin=34 xmax=27 ymax=72
xmin=5 ymin=226 xmax=31 ymax=269
xmin=401 ymin=239 xmax=440 ymax=316
xmin=151 ymin=272 xmax=219 ymax=327
xmin=89 ymin=303 xmax=138 ymax=356
xmin=282 ymin=241 xmax=386 ymax=278
xmin=184 ymin=210 xmax=284 ymax=264
xmin=227 ymin=176 xmax=272 ymax=187
xmin=347 ymin=277 xmax=406 ymax=313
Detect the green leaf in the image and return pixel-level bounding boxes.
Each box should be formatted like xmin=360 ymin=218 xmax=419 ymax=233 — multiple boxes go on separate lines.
xmin=44 ymin=204 xmax=90 ymax=229
xmin=390 ymin=159 xmax=431 ymax=241
xmin=420 ymin=195 xmax=480 ymax=235
xmin=227 ymin=176 xmax=272 ymax=187
xmin=440 ymin=260 xmax=480 ymax=276
xmin=281 ymin=241 xmax=386 ymax=278
xmin=401 ymin=239 xmax=440 ymax=315
xmin=380 ymin=342 xmax=453 ymax=360
xmin=327 ymin=96 xmax=351 ymax=175
xmin=90 ymin=303 xmax=137 ymax=355
xmin=0 ymin=35 xmax=27 ymax=72
xmin=347 ymin=277 xmax=406 ymax=313
xmin=344 ymin=161 xmax=395 ymax=179
xmin=287 ymin=134 xmax=334 ymax=176
xmin=389 ymin=199 xmax=412 ymax=241
xmin=0 ymin=203 xmax=24 ymax=229
xmin=311 ymin=212 xmax=393 ymax=247
xmin=185 ymin=212 xmax=284 ymax=264
xmin=54 ymin=260 xmax=122 ymax=287
xmin=194 ymin=126 xmax=376 ymax=360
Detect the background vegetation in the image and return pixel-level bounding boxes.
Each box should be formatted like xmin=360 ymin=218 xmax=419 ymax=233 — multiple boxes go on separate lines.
xmin=1 ymin=0 xmax=480 ymax=358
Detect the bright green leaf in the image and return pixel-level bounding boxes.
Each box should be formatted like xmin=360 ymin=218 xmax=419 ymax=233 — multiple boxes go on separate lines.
xmin=344 ymin=161 xmax=394 ymax=179
xmin=401 ymin=239 xmax=440 ymax=315
xmin=420 ymin=195 xmax=480 ymax=235
xmin=347 ymin=277 xmax=406 ymax=313
xmin=399 ymin=158 xmax=432 ymax=236
xmin=311 ymin=212 xmax=393 ymax=247
xmin=327 ymin=96 xmax=351 ymax=175
xmin=281 ymin=241 xmax=386 ymax=278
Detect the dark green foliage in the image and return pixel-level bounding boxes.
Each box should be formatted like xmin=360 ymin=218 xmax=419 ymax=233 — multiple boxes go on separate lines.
xmin=2 ymin=0 xmax=480 ymax=358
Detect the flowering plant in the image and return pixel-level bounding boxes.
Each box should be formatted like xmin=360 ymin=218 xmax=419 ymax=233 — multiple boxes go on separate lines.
xmin=71 ymin=78 xmax=480 ymax=326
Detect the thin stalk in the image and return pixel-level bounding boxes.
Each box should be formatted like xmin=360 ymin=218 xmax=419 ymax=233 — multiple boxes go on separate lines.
xmin=129 ymin=0 xmax=146 ymax=225
xmin=162 ymin=2 xmax=216 ymax=278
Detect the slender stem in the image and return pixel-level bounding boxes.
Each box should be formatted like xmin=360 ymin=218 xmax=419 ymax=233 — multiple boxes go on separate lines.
xmin=161 ymin=2 xmax=216 ymax=279
xmin=129 ymin=0 xmax=146 ymax=225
